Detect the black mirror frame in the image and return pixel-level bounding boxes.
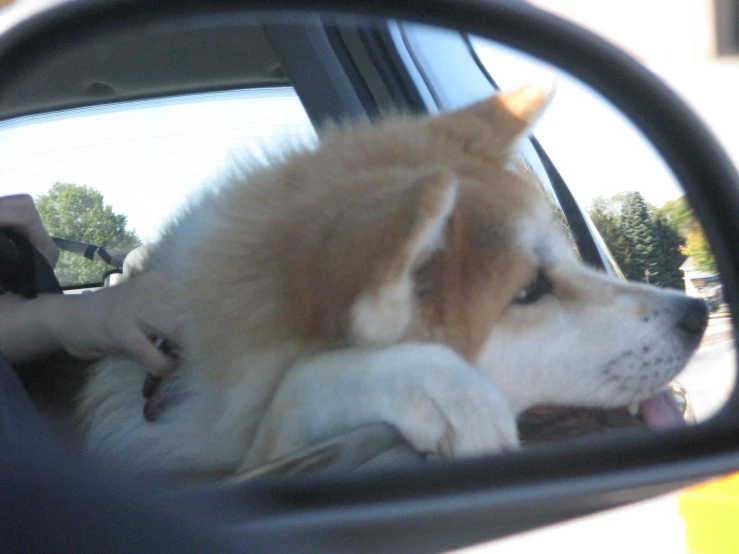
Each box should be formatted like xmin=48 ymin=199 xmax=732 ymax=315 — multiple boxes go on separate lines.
xmin=1 ymin=1 xmax=738 ymax=552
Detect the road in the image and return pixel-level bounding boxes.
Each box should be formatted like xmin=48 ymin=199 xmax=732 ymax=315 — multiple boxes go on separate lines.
xmin=677 ymin=312 xmax=736 ymax=422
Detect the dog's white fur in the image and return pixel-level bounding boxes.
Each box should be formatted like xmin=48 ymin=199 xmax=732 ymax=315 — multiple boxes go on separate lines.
xmin=79 ymin=85 xmax=704 ymax=477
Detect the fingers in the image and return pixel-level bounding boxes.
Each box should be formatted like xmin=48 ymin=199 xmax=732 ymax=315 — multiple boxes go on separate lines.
xmin=142 ymin=373 xmax=163 ymax=399
xmin=0 ymin=194 xmax=60 ymax=267
xmin=57 ymin=272 xmax=182 ymax=374
xmin=121 ymin=329 xmax=176 ymax=376
xmin=108 ymin=273 xmax=182 ymax=375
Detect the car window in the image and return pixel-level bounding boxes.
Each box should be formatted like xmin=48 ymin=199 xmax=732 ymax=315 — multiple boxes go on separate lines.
xmin=0 ymin=87 xmax=316 ymax=288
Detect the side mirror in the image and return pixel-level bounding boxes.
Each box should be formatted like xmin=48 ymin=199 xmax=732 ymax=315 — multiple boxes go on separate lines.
xmin=0 ymin=1 xmax=736 ymax=553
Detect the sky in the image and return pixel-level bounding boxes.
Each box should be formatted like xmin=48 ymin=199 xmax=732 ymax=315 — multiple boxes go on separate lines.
xmin=472 ymin=39 xmax=684 ymax=209
xmin=0 ymin=43 xmax=686 ymax=244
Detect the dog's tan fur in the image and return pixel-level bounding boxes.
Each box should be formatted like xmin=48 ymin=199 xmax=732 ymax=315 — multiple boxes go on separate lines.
xmin=80 ymin=86 xmax=705 ymax=475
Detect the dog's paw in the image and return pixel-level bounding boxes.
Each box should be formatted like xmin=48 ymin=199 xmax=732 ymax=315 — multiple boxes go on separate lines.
xmin=403 ymin=375 xmax=519 ymax=457
xmin=373 ymin=344 xmax=519 ymax=457
xmin=247 ymin=343 xmax=518 ymax=465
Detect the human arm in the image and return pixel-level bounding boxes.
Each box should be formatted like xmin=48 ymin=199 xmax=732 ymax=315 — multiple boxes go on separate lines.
xmin=0 ymin=272 xmax=181 ymax=375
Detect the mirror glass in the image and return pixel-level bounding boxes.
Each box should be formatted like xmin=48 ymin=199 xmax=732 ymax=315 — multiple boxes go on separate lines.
xmin=0 ymin=12 xmax=734 ymax=481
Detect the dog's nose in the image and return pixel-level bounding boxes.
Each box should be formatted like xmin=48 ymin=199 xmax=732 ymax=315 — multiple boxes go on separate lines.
xmin=676 ymin=296 xmax=709 ymax=335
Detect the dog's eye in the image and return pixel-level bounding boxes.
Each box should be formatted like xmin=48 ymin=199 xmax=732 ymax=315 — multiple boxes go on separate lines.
xmin=513 ymin=270 xmax=553 ymax=305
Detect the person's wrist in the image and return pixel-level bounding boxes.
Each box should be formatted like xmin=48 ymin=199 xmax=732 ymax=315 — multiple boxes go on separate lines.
xmin=46 ymin=292 xmax=109 ymax=360
xmin=35 ymin=293 xmax=67 ymax=352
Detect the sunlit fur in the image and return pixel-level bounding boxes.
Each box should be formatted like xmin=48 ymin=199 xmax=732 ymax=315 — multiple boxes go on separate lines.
xmin=79 ymin=85 xmax=703 ymax=476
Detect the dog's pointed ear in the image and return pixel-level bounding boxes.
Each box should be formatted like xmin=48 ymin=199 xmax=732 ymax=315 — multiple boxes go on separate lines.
xmin=494 ymin=82 xmax=555 ymax=129
xmin=348 ymin=169 xmax=457 ymax=346
xmin=435 ymin=82 xmax=555 ymax=152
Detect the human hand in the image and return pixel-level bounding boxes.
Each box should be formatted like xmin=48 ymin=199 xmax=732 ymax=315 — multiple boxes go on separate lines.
xmin=0 ymin=194 xmax=60 ymax=268
xmin=44 ymin=272 xmax=183 ymax=375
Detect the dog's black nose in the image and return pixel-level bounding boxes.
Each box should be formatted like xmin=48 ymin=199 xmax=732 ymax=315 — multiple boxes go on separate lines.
xmin=676 ymin=296 xmax=709 ymax=335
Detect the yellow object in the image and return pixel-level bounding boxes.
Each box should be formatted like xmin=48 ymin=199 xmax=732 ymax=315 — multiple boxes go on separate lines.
xmin=679 ymin=473 xmax=739 ymax=554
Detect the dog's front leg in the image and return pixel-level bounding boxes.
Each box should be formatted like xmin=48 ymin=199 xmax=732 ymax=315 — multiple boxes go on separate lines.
xmin=242 ymin=343 xmax=519 ymax=469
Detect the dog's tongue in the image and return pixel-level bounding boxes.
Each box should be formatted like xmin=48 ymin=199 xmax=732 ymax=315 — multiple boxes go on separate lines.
xmin=518 ymin=389 xmax=685 ymax=442
xmin=639 ymin=391 xmax=685 ymax=430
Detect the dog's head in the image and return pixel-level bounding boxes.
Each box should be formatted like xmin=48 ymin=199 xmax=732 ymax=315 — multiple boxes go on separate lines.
xmin=283 ymin=85 xmax=707 ymax=420
xmin=204 ymin=84 xmax=706 ymax=423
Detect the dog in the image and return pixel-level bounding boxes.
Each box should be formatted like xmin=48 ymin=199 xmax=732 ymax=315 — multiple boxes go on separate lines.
xmin=78 ymin=84 xmax=708 ymax=477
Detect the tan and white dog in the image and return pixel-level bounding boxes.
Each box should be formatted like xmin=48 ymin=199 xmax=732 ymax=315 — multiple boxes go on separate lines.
xmin=79 ymin=85 xmax=708 ymax=476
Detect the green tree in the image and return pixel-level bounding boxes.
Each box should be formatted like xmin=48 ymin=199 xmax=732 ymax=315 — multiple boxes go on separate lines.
xmin=659 ymin=195 xmax=717 ymax=274
xmin=35 ymin=182 xmax=141 ymax=285
xmin=619 ymin=192 xmax=657 ymax=282
xmin=650 ymin=211 xmax=686 ymax=289
xmin=660 ymin=196 xmax=693 ymax=232
xmin=588 ymin=192 xmax=687 ymax=290
xmin=685 ymin=227 xmax=719 ymax=274
xmin=588 ymin=195 xmax=629 ymax=271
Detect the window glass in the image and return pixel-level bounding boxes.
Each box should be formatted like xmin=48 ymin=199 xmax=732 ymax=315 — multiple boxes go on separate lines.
xmin=0 ymin=88 xmax=316 ymax=287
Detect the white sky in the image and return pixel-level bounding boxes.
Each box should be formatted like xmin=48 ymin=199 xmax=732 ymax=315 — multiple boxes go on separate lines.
xmin=472 ymin=40 xmax=684 ymax=209
xmin=0 ymin=42 xmax=691 ymax=243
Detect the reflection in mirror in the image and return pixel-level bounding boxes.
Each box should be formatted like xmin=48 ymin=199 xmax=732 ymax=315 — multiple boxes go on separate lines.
xmin=0 ymin=14 xmax=733 ymax=483
xmin=471 ymin=36 xmax=736 ymax=427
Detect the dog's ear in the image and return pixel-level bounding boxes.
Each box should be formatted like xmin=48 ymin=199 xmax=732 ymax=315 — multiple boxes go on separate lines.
xmin=348 ymin=169 xmax=457 ymax=346
xmin=434 ymin=82 xmax=555 ymax=152
xmin=493 ymin=82 xmax=555 ymax=131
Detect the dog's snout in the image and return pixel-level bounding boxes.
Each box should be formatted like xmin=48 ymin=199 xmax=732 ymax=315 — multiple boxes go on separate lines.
xmin=676 ymin=296 xmax=709 ymax=336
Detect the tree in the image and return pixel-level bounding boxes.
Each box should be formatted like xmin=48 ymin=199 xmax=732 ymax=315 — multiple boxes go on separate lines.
xmin=685 ymin=227 xmax=719 ymax=274
xmin=587 ymin=191 xmax=687 ymax=290
xmin=619 ymin=192 xmax=657 ymax=283
xmin=659 ymin=195 xmax=717 ymax=274
xmin=588 ymin=195 xmax=629 ymax=271
xmin=35 ymin=182 xmax=141 ymax=285
xmin=660 ymin=196 xmax=693 ymax=232
xmin=650 ymin=211 xmax=686 ymax=289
